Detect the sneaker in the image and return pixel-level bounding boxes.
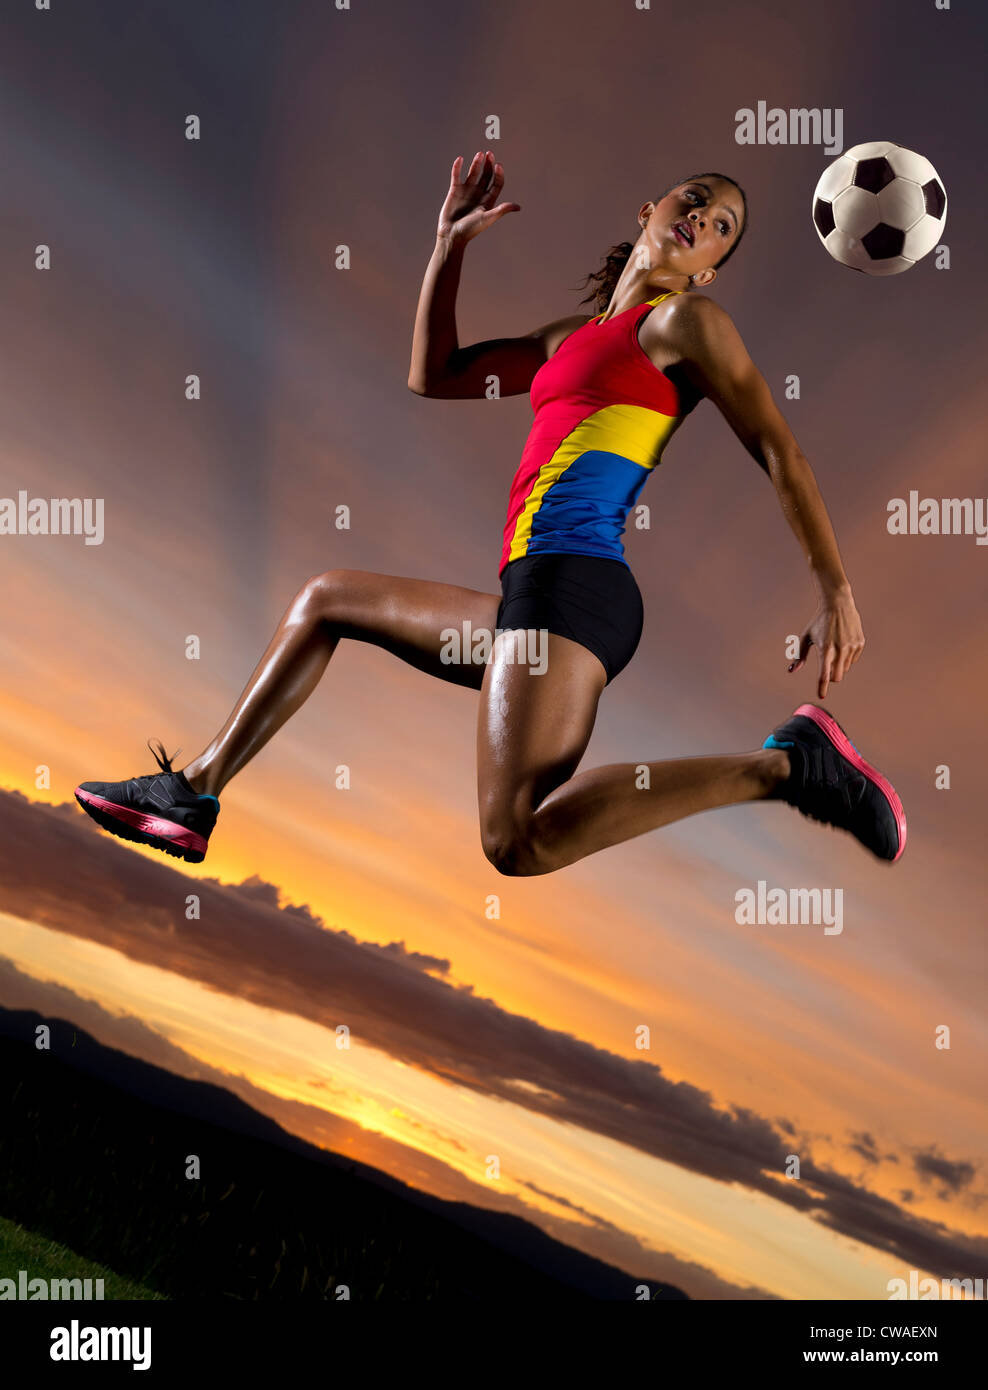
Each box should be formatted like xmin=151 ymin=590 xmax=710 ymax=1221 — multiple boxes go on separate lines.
xmin=75 ymin=739 xmax=219 ymax=864
xmin=763 ymin=704 xmax=906 ymax=862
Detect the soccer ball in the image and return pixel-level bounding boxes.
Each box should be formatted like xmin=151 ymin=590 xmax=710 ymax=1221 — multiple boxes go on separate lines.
xmin=811 ymin=142 xmax=947 ymax=275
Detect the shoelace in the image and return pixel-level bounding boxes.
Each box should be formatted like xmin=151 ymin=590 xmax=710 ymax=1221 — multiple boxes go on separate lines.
xmin=138 ymin=737 xmax=182 ymax=779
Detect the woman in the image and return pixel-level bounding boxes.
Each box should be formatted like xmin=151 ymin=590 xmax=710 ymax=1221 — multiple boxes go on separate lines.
xmin=75 ymin=151 xmax=906 ymax=870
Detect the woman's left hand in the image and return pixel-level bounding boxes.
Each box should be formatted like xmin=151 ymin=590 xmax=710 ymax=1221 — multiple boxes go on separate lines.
xmin=789 ymin=589 xmax=865 ymax=699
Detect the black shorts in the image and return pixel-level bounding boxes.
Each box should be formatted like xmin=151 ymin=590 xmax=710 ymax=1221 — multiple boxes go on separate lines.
xmin=495 ymin=553 xmax=644 ymax=684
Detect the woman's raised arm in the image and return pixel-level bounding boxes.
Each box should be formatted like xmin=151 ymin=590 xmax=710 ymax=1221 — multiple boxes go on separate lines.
xmin=407 ymin=151 xmax=587 ymax=399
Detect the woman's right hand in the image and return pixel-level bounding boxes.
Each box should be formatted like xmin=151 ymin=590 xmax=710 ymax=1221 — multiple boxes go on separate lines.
xmin=437 ymin=151 xmax=521 ymax=244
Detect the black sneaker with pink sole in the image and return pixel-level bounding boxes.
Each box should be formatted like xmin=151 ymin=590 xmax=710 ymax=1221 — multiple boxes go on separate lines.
xmin=763 ymin=704 xmax=906 ymax=862
xmin=75 ymin=739 xmax=219 ymax=864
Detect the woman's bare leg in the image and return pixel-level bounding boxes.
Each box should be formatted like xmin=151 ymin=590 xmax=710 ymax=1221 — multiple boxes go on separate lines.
xmin=477 ymin=632 xmax=790 ymax=875
xmin=181 ymin=569 xmax=500 ymax=797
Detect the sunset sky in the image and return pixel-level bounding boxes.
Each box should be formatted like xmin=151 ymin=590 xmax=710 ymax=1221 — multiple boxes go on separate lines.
xmin=1 ymin=0 xmax=986 ymax=1299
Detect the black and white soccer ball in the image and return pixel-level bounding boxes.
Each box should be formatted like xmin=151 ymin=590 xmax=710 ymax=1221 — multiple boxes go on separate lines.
xmin=812 ymin=142 xmax=947 ymax=275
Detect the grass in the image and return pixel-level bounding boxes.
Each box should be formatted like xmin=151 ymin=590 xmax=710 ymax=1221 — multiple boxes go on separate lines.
xmin=0 ymin=1213 xmax=165 ymax=1300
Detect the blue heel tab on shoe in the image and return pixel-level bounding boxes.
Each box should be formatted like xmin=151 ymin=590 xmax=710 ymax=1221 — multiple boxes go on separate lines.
xmin=763 ymin=735 xmax=794 ymax=749
xmin=197 ymin=794 xmax=221 ymax=808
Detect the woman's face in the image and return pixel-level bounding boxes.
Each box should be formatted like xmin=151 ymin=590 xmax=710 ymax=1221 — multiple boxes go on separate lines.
xmin=640 ymin=178 xmax=745 ymax=281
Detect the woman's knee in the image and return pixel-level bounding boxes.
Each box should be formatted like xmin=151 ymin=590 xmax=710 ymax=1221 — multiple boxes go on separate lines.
xmin=480 ymin=812 xmax=549 ymax=877
xmin=295 ymin=569 xmax=351 ymax=625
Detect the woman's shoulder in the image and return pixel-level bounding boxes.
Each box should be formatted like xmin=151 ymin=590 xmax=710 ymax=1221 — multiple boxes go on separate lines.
xmin=651 ymin=291 xmax=738 ymax=357
xmin=640 ymin=291 xmax=743 ymax=394
xmin=664 ymin=290 xmax=734 ymax=328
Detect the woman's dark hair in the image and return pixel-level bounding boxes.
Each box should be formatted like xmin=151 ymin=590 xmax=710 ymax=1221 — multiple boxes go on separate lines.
xmin=577 ymin=173 xmax=748 ymax=314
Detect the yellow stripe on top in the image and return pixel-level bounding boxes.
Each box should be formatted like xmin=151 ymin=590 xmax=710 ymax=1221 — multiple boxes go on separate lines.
xmin=590 ymin=289 xmax=681 ymax=324
xmin=506 ymin=402 xmax=678 ymax=565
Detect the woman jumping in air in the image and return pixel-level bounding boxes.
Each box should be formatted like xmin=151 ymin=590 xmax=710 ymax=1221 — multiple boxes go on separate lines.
xmin=75 ymin=151 xmax=906 ymax=870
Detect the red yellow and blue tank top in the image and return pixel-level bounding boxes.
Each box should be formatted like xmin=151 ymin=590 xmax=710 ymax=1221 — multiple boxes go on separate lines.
xmin=499 ymin=289 xmax=687 ymax=576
